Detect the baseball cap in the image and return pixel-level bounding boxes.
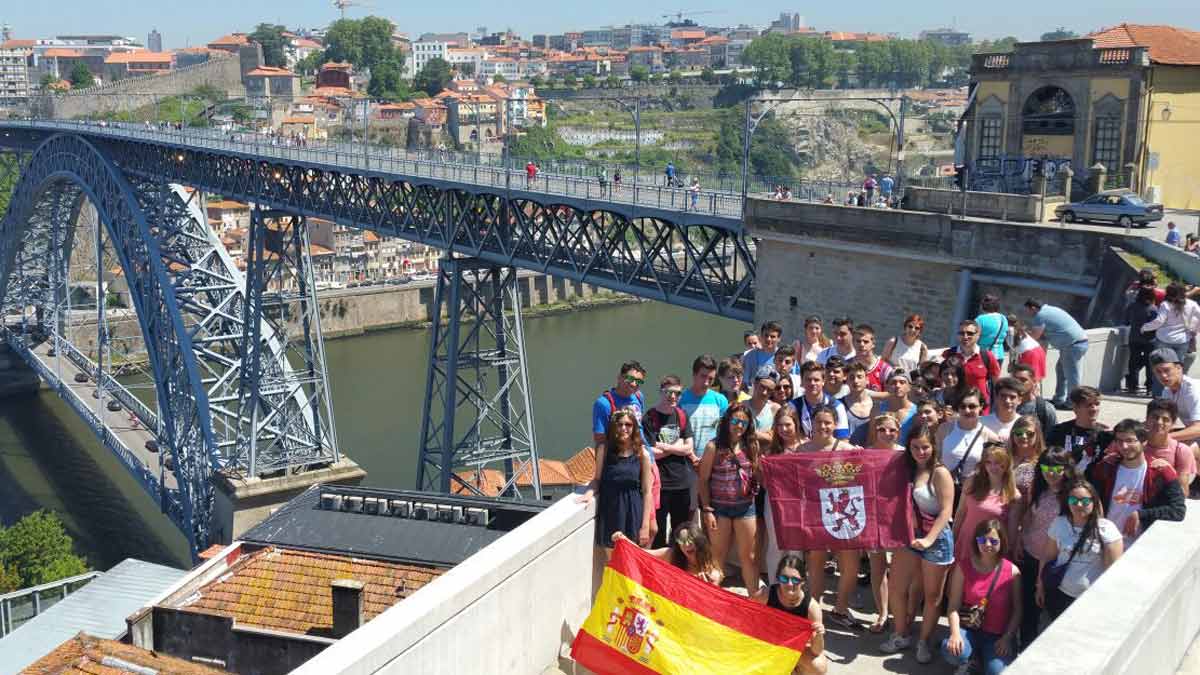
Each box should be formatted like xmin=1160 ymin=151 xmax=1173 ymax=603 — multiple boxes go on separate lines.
xmin=754 ymin=365 xmax=780 ymax=382
xmin=1149 ymin=348 xmax=1182 ymax=366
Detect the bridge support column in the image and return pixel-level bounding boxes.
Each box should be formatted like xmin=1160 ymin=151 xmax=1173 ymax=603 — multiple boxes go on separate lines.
xmin=416 ymin=256 xmax=541 ymax=500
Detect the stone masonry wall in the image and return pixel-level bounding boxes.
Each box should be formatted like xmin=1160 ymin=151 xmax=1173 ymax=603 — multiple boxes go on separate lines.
xmin=40 ymin=56 xmax=247 ymax=120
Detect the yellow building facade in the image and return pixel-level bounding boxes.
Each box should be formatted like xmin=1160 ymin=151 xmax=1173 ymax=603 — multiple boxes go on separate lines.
xmin=964 ymin=24 xmax=1200 ymax=209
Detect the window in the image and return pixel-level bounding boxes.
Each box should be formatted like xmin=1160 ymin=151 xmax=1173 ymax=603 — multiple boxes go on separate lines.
xmin=1092 ymin=116 xmax=1121 ymax=170
xmin=979 ymin=117 xmax=1002 ymax=158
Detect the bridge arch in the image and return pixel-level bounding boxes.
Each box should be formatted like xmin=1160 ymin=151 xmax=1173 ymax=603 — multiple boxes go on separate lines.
xmin=0 ymin=133 xmax=217 ymax=553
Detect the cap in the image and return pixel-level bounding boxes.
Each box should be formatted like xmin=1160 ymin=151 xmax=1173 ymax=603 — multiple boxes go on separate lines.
xmin=754 ymin=365 xmax=780 ymax=382
xmin=1149 ymin=348 xmax=1182 ymax=366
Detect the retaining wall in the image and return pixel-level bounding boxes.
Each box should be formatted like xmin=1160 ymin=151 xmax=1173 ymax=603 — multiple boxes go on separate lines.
xmin=904 ymin=186 xmax=1047 ymax=222
xmin=39 ymin=56 xmax=246 ymax=120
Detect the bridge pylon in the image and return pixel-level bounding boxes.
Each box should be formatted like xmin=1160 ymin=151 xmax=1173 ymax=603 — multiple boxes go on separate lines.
xmin=416 ymin=256 xmax=541 ymax=500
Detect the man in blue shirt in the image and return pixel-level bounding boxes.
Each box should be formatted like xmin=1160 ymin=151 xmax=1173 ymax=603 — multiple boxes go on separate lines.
xmin=593 ymin=360 xmax=649 ymax=445
xmin=1023 ymin=298 xmax=1088 ymax=410
xmin=741 ymin=320 xmax=782 ymax=390
xmin=880 ymin=174 xmax=895 ymax=201
xmin=678 ymin=354 xmax=727 ymax=456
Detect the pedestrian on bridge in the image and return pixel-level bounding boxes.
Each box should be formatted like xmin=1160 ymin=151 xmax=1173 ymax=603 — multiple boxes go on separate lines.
xmin=599 ymin=167 xmax=609 ymax=198
xmin=689 ymin=177 xmax=701 ymax=211
xmin=665 ymin=161 xmax=676 ymax=187
xmin=525 ymin=160 xmax=538 ymax=188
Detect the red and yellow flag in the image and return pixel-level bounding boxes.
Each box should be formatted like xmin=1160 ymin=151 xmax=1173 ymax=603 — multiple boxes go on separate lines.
xmin=571 ymin=539 xmax=814 ymax=674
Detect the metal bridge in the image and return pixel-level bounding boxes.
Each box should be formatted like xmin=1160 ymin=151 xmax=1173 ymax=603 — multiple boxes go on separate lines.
xmin=0 ymin=119 xmax=756 ymax=557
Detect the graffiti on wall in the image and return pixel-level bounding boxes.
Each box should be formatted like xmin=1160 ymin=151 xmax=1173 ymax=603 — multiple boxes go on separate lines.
xmin=969 ymin=155 xmax=1077 ymax=194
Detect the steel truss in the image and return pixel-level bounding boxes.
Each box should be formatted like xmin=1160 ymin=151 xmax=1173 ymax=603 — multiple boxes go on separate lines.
xmin=98 ymin=137 xmax=755 ymax=320
xmin=417 ymin=257 xmax=540 ymax=499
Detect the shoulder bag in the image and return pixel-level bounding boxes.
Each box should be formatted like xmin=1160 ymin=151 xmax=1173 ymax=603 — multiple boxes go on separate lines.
xmin=960 ymin=563 xmax=1003 ymax=631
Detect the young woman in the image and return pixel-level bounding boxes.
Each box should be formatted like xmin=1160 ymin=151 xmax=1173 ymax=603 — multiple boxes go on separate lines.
xmin=865 ymin=413 xmax=904 ymax=451
xmin=936 ymin=388 xmax=1000 ymax=487
xmin=975 ymin=293 xmax=1011 ymax=371
xmin=772 ymin=374 xmax=797 ymax=412
xmin=798 ymin=405 xmax=863 ymax=629
xmin=942 ymin=519 xmax=1022 ymax=673
xmin=580 ymin=409 xmax=655 ymax=553
xmin=698 ymin=403 xmax=761 ymax=591
xmin=935 ymin=357 xmax=969 ymax=411
xmin=1007 ymin=415 xmax=1046 ymax=499
xmin=952 ymin=442 xmax=1020 ymax=563
xmin=763 ymin=406 xmax=804 ymax=576
xmin=613 ymin=522 xmax=723 ymax=585
xmin=1037 ymin=479 xmax=1123 ymax=620
xmin=794 ymin=315 xmax=832 ymax=365
xmin=751 ymin=554 xmax=829 ymax=675
xmin=859 ymin=412 xmax=904 ymax=633
xmin=881 ymin=314 xmax=930 ymax=376
xmin=1142 ymin=282 xmax=1200 ymax=384
xmin=1014 ymin=448 xmax=1076 ymax=648
xmin=882 ymin=423 xmax=955 ymax=663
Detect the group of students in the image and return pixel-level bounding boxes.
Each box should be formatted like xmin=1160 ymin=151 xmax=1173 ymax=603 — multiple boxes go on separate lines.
xmin=579 ymin=309 xmax=1197 ymax=674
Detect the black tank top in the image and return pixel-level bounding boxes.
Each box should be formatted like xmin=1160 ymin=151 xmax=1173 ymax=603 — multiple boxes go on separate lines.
xmin=767 ymin=584 xmax=812 ymax=618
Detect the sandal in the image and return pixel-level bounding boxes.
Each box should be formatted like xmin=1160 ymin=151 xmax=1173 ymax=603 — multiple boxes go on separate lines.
xmin=868 ymin=617 xmax=890 ymax=634
xmin=827 ymin=610 xmax=864 ymax=631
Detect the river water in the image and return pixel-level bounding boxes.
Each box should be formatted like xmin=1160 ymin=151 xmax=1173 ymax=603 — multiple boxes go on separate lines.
xmin=0 ymin=301 xmax=746 ymax=570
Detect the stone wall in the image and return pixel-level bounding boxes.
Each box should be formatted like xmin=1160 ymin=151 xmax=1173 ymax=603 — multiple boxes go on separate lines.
xmin=904 ymin=186 xmax=1047 ymax=222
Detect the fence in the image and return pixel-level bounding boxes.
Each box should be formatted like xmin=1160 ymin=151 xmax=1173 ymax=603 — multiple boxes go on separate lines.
xmin=0 ymin=571 xmax=101 ymax=637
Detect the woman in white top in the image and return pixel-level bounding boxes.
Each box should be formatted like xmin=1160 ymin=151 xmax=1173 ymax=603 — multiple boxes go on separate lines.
xmin=1037 ymin=479 xmax=1122 ymax=620
xmin=794 ymin=315 xmax=832 ymax=365
xmin=935 ymin=387 xmax=1000 ymax=484
xmin=881 ymin=313 xmax=929 ymax=376
xmin=1141 ymin=282 xmax=1200 ymax=366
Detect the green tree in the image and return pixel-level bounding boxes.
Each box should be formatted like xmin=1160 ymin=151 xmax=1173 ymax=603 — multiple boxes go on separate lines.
xmin=528 ymin=75 xmax=544 ymax=88
xmin=323 ymin=16 xmax=403 ymax=73
xmin=855 ymin=42 xmax=890 ymax=87
xmin=976 ymin=36 xmax=1019 ymax=53
xmin=714 ymin=107 xmax=798 ymax=179
xmin=740 ymin=33 xmax=790 ymax=87
xmin=605 ymin=74 xmax=621 ymax=89
xmin=630 ymin=65 xmax=649 ymax=83
xmin=582 ymin=74 xmax=596 ymax=88
xmin=0 ymin=510 xmax=88 ymax=589
xmin=1041 ymin=27 xmax=1079 ymax=41
xmin=668 ymin=70 xmax=682 ymax=85
xmin=700 ymin=67 xmax=716 ymax=84
xmin=39 ymin=73 xmax=58 ymax=88
xmin=788 ymin=37 xmax=835 ymax=88
xmin=414 ymin=57 xmax=453 ymax=96
xmin=564 ymin=73 xmax=577 ymax=88
xmin=0 ymin=561 xmax=18 ymax=594
xmin=295 ymin=51 xmax=324 ymax=76
xmin=492 ymin=72 xmax=506 ymax=83
xmin=68 ymin=63 xmax=94 ymax=89
xmin=889 ymin=40 xmax=933 ymax=88
xmin=368 ymin=56 xmax=408 ymax=101
xmin=250 ymin=23 xmax=288 ymax=68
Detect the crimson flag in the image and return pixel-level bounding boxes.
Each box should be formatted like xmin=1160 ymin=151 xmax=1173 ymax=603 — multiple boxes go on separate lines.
xmin=761 ymin=450 xmax=913 ymax=551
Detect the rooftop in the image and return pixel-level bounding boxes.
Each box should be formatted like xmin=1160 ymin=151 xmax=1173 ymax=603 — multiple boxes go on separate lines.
xmin=23 ymin=632 xmax=229 ymax=675
xmin=104 ymin=50 xmax=173 ymax=64
xmin=246 ymin=66 xmax=296 ymax=77
xmin=1088 ymin=23 xmax=1200 ymax=65
xmin=174 ymin=546 xmax=442 ymax=636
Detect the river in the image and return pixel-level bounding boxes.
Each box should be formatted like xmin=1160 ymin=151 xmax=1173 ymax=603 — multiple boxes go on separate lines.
xmin=0 ymin=301 xmax=747 ymax=570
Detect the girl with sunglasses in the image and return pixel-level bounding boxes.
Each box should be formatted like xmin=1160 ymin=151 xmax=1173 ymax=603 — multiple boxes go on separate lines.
xmin=613 ymin=522 xmax=723 ymax=586
xmin=751 ymin=554 xmax=828 ymax=675
xmin=1013 ymin=448 xmax=1075 ymax=648
xmin=581 ymin=409 xmax=655 ymax=554
xmin=698 ymin=402 xmax=762 ymax=591
xmin=1037 ymin=479 xmax=1123 ymax=621
xmin=881 ymin=313 xmax=930 ymax=376
xmin=952 ymin=443 xmax=1020 ymax=563
xmin=942 ymin=519 xmax=1022 ymax=673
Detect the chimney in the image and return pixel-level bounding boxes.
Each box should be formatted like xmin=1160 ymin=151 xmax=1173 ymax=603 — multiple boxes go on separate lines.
xmin=330 ymin=578 xmax=365 ymax=638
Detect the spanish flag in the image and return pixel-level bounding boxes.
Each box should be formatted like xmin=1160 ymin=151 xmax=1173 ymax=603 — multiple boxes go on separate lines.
xmin=571 ymin=539 xmax=814 ymax=674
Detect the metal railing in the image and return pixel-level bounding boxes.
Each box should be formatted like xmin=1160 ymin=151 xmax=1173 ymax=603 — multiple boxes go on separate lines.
xmin=0 ymin=570 xmax=101 ymax=636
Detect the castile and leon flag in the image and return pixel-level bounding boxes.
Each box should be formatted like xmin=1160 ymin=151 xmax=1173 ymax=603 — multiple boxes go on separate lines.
xmin=762 ymin=449 xmax=914 ymax=551
xmin=571 ymin=539 xmax=815 ymax=674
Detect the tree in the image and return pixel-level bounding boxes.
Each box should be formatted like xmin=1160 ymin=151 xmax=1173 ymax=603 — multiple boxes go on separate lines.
xmin=295 ymin=51 xmax=324 ymax=76
xmin=740 ymin=33 xmax=791 ymax=87
xmin=1041 ymin=27 xmax=1079 ymax=41
xmin=0 ymin=510 xmax=88 ymax=589
xmin=630 ymin=65 xmax=649 ymax=83
xmin=668 ymin=70 xmax=682 ymax=85
xmin=788 ymin=36 xmax=835 ymax=88
xmin=564 ymin=73 xmax=577 ymax=88
xmin=323 ymin=16 xmax=403 ymax=73
xmin=714 ymin=107 xmax=798 ymax=179
xmin=528 ymin=75 xmax=544 ymax=88
xmin=700 ymin=67 xmax=716 ymax=84
xmin=414 ymin=57 xmax=453 ymax=96
xmin=582 ymin=74 xmax=596 ymax=88
xmin=492 ymin=72 xmax=506 ymax=83
xmin=68 ymin=63 xmax=94 ymax=89
xmin=368 ymin=56 xmax=408 ymax=101
xmin=605 ymin=74 xmax=621 ymax=89
xmin=976 ymin=36 xmax=1019 ymax=53
xmin=250 ymin=23 xmax=288 ymax=68
xmin=39 ymin=73 xmax=58 ymax=88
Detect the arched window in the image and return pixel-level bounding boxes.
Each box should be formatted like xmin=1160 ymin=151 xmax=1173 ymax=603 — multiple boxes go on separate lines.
xmin=1022 ymin=87 xmax=1075 ymax=135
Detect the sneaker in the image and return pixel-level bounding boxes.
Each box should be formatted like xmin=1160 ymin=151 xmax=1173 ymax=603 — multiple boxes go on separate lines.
xmin=879 ymin=633 xmax=912 ymax=653
xmin=915 ymin=640 xmax=933 ymax=664
xmin=953 ymin=660 xmax=976 ymax=675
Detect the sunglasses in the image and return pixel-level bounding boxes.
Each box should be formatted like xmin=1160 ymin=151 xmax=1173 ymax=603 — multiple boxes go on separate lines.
xmin=1067 ymin=496 xmax=1094 ymax=507
xmin=1012 ymin=430 xmax=1036 ymax=440
xmin=623 ymin=375 xmax=645 ymax=386
xmin=662 ymin=388 xmax=683 ymax=396
xmin=729 ymin=418 xmax=750 ymax=428
xmin=1039 ymin=464 xmax=1066 ymax=476
xmin=675 ymin=534 xmax=695 ymax=547
xmin=975 ymin=536 xmax=1001 ymax=548
xmin=777 ymin=574 xmax=804 ymax=586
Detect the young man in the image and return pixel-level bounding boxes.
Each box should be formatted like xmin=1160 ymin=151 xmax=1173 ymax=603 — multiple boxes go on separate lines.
xmin=853 ymin=324 xmax=893 ymax=396
xmin=1087 ymin=419 xmax=1185 ymax=549
xmin=742 ymin=320 xmax=783 ymax=388
xmin=1046 ymin=386 xmax=1112 ymax=473
xmin=823 ymin=355 xmax=850 ymax=399
xmin=842 ymin=362 xmax=875 ymax=445
xmin=1150 ymin=348 xmax=1200 ymax=445
xmin=642 ymin=375 xmax=697 ymax=548
xmin=742 ymin=330 xmax=761 ymax=358
xmin=1011 ymin=363 xmax=1057 ymax=437
xmin=817 ymin=317 xmax=856 ymax=366
xmin=1165 ymin=221 xmax=1182 ymax=247
xmin=793 ymin=361 xmax=850 ymax=439
xmin=1144 ymin=399 xmax=1196 ymax=492
xmin=678 ymin=354 xmax=728 ymax=457
xmin=941 ymin=319 xmax=1001 ymax=412
xmin=980 ymin=377 xmax=1022 ymax=442
xmin=1023 ymin=298 xmax=1088 ymax=410
xmin=773 ymin=344 xmax=802 ymax=395
xmin=592 ymin=360 xmax=649 ymax=446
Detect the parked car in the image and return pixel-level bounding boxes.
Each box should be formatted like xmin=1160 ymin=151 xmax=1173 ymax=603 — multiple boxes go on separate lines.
xmin=1055 ymin=190 xmax=1164 ymax=227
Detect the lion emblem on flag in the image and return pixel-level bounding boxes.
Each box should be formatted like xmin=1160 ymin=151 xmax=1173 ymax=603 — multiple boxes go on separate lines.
xmin=819 ymin=486 xmax=865 ymax=539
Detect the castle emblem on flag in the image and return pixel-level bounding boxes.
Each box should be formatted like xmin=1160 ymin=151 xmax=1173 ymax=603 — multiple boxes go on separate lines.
xmin=602 ymin=595 xmax=663 ymax=663
xmin=820 ymin=486 xmax=866 ymax=539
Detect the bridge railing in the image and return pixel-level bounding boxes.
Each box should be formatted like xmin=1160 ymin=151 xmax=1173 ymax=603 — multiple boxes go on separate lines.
xmin=57 ymin=337 xmax=158 ymax=430
xmin=0 ymin=570 xmax=101 ymax=637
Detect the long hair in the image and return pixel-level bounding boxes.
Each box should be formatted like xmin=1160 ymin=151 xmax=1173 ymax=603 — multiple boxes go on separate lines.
xmin=866 ymin=412 xmax=901 ymax=449
xmin=668 ymin=522 xmax=715 ymax=574
xmin=804 ymin=315 xmax=832 ymax=348
xmin=767 ymin=405 xmax=802 ymax=455
xmin=1027 ymin=446 xmax=1076 ymax=516
xmin=971 ymin=518 xmax=1008 ymax=559
xmin=1059 ymin=478 xmax=1106 ymax=560
xmin=940 ymin=359 xmax=969 ymax=408
xmin=967 ymin=442 xmax=1018 ymax=503
xmin=715 ymin=401 xmax=760 ymax=467
xmin=904 ymin=420 xmax=942 ymax=479
xmin=1007 ymin=414 xmax=1046 ymax=464
xmin=1165 ymin=282 xmax=1187 ymax=313
xmin=603 ymin=409 xmax=642 ymax=463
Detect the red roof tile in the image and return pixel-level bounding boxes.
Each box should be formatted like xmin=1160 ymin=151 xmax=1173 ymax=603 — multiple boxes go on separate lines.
xmin=1088 ymin=23 xmax=1200 ymax=65
xmin=24 ymin=633 xmax=229 ymax=674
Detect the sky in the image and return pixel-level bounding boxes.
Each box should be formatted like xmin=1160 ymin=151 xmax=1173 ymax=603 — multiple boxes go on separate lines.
xmin=3 ymin=1 xmax=1199 ymax=50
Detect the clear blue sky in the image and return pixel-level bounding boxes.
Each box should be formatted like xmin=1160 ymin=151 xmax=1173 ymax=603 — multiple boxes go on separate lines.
xmin=3 ymin=1 xmax=1198 ymax=49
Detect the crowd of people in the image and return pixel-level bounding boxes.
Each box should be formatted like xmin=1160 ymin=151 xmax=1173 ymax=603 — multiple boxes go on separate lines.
xmin=580 ymin=288 xmax=1199 ymax=674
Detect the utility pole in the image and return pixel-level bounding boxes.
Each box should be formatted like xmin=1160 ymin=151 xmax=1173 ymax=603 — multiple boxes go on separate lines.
xmin=895 ymin=96 xmax=909 ymax=196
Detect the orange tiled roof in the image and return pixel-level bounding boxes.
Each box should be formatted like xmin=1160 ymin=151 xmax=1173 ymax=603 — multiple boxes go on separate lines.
xmin=0 ymin=39 xmax=37 ymax=49
xmin=43 ymin=48 xmax=84 ymax=58
xmin=671 ymin=29 xmax=707 ymax=40
xmin=363 ymin=231 xmax=380 ymax=243
xmin=563 ymin=446 xmax=598 ymax=484
xmin=282 ymin=115 xmax=316 ymax=124
xmin=246 ymin=66 xmax=296 ymax=77
xmin=182 ymin=546 xmax=443 ymax=635
xmin=293 ymin=38 xmax=323 ymax=50
xmin=24 ymin=632 xmax=229 ymax=675
xmin=209 ymin=33 xmax=249 ymax=46
xmin=207 ymin=199 xmax=249 ymax=210
xmin=1088 ymin=23 xmax=1200 ymax=65
xmin=105 ymin=50 xmax=173 ymax=64
xmin=312 ymin=85 xmax=359 ymax=98
xmin=310 ymin=244 xmax=335 ymax=256
xmin=321 ymin=60 xmax=353 ymax=71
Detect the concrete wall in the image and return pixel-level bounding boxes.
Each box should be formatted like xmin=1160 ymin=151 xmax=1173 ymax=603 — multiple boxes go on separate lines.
xmin=904 ymin=186 xmax=1046 ymax=223
xmin=291 ymin=496 xmax=599 ymax=675
xmin=1128 ymin=237 xmax=1200 ymax=286
xmin=152 ymin=606 xmax=332 ymax=675
xmin=1011 ymin=505 xmax=1200 ymax=674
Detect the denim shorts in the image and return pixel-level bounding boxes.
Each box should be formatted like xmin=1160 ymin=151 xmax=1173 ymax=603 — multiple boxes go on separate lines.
xmin=911 ymin=526 xmax=954 ymax=565
xmin=713 ymin=502 xmax=756 ymax=520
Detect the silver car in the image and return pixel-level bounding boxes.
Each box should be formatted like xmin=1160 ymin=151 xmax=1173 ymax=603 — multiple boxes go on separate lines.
xmin=1056 ymin=190 xmax=1164 ymax=228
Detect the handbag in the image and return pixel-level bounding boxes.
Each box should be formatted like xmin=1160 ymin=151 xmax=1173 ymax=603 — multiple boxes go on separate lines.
xmin=960 ymin=564 xmax=1002 ymax=631
xmin=1040 ymin=539 xmax=1082 ymax=592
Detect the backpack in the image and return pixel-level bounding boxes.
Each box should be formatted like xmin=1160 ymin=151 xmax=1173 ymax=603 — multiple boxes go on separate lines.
xmin=603 ymin=389 xmax=645 ymax=419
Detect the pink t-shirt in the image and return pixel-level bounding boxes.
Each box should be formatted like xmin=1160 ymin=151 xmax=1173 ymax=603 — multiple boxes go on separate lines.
xmin=1146 ymin=438 xmax=1197 ymax=479
xmin=960 ymin=557 xmax=1018 ymax=635
xmin=1021 ymin=490 xmax=1061 ymax=561
xmin=956 ymin=492 xmax=1015 ymax=562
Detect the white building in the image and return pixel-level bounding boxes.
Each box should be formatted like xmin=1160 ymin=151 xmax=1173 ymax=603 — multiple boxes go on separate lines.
xmin=0 ymin=48 xmax=31 ymax=103
xmin=480 ymin=57 xmax=519 ymax=80
xmin=446 ymin=47 xmax=485 ymax=75
xmin=407 ymin=40 xmax=448 ymax=78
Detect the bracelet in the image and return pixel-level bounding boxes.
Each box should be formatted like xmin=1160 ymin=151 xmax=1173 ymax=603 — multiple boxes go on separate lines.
xmin=702 ymin=507 xmax=715 ymax=513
